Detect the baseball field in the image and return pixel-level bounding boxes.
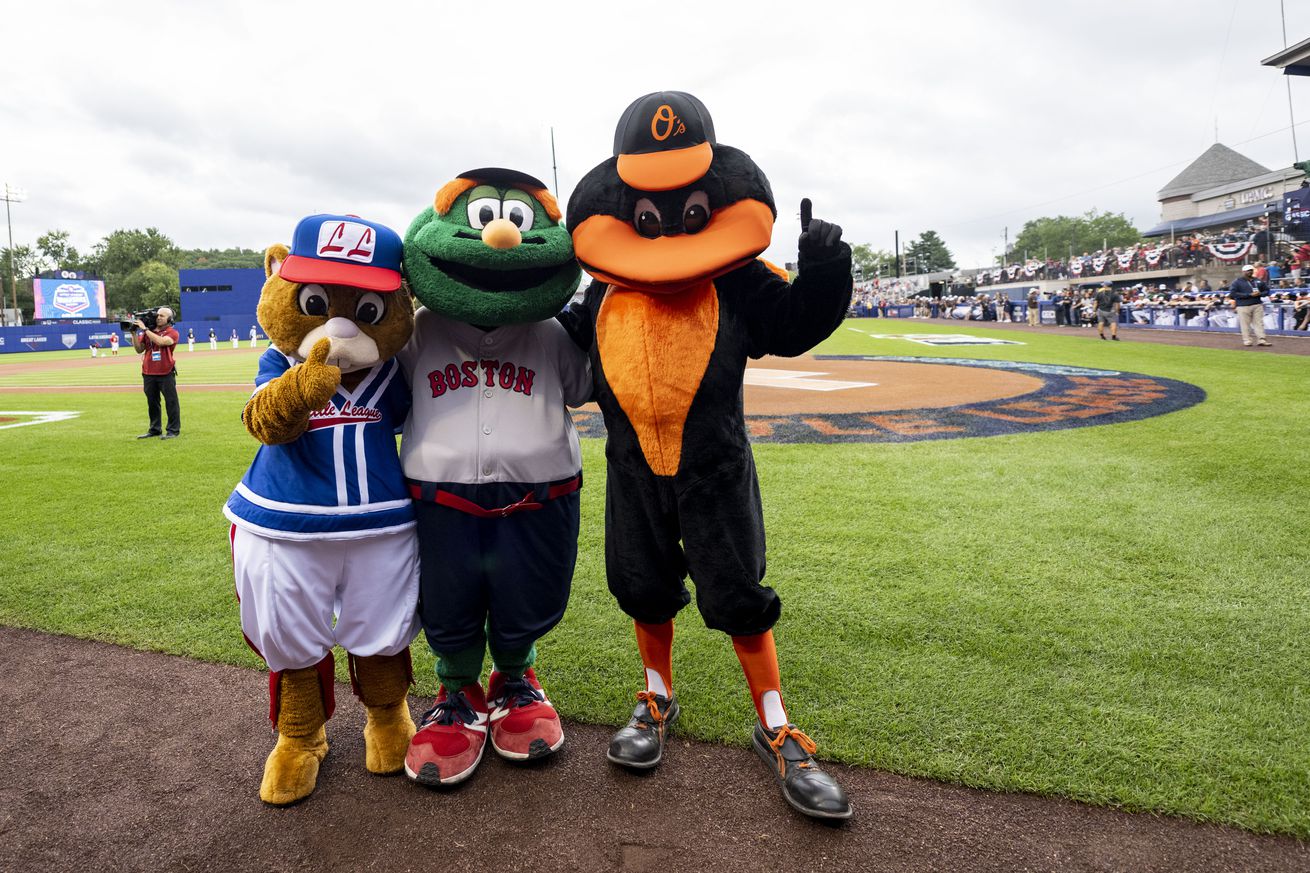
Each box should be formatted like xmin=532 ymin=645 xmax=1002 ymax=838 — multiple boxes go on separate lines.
xmin=2 ymin=320 xmax=1307 ymax=841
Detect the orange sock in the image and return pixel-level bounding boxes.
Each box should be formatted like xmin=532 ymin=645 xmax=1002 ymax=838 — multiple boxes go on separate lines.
xmin=634 ymin=620 xmax=674 ymax=697
xmin=732 ymin=631 xmax=788 ymax=729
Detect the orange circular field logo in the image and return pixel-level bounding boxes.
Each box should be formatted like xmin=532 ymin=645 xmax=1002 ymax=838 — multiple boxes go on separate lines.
xmin=570 ymin=356 xmax=1205 ymax=443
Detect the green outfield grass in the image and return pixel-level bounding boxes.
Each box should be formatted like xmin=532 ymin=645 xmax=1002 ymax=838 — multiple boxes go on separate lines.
xmin=0 ymin=344 xmax=265 ymax=388
xmin=2 ymin=323 xmax=1308 ymax=836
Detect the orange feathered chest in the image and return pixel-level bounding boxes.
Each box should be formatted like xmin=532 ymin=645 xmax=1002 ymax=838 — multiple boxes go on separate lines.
xmin=596 ymin=280 xmax=719 ymax=477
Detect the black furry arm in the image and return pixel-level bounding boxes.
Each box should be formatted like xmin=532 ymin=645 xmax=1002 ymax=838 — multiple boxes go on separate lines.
xmin=554 ymin=279 xmax=607 ymax=352
xmin=733 ymin=245 xmax=853 ymax=358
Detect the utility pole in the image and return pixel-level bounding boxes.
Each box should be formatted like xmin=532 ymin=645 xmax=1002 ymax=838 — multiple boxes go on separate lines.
xmin=550 ymin=128 xmax=560 ymax=198
xmin=894 ymin=230 xmax=901 ymax=279
xmin=2 ymin=183 xmax=25 ymax=326
xmin=1281 ymin=0 xmax=1300 ymax=162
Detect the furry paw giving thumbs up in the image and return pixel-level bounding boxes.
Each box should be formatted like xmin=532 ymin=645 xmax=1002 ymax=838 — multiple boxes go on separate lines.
xmin=241 ymin=238 xmax=414 ymax=446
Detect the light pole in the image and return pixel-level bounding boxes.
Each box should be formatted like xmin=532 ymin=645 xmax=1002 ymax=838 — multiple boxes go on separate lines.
xmin=3 ymin=183 xmax=26 ymax=326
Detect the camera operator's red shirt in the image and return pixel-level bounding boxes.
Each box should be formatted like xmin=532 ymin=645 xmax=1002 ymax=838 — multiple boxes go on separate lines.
xmin=139 ymin=327 xmax=179 ymax=376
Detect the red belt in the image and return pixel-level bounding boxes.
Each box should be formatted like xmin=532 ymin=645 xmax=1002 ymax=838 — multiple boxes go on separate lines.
xmin=407 ymin=476 xmax=581 ymax=519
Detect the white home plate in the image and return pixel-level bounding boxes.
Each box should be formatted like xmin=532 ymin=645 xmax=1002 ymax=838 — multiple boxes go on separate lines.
xmin=744 ymin=369 xmax=876 ymax=391
xmin=0 ymin=411 xmax=81 ymax=430
xmin=868 ymin=333 xmax=1023 ymax=346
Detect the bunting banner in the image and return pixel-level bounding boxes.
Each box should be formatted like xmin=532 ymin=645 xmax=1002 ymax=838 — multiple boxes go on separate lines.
xmin=1070 ymin=259 xmax=1084 ymax=275
xmin=1143 ymin=248 xmax=1163 ymax=266
xmin=1024 ymin=260 xmax=1039 ymax=277
xmin=1206 ymin=241 xmax=1253 ymax=262
xmin=1092 ymin=255 xmax=1107 ymax=273
xmin=1116 ymin=252 xmax=1135 ymax=270
xmin=1006 ymin=265 xmax=1022 ymax=280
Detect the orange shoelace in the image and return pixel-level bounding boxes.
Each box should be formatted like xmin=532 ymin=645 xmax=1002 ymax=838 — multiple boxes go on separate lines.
xmin=634 ymin=690 xmax=667 ymax=729
xmin=767 ymin=725 xmax=818 ymax=777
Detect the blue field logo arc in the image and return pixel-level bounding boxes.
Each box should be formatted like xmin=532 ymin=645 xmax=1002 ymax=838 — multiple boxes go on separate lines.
xmin=569 ymin=356 xmax=1206 ymax=444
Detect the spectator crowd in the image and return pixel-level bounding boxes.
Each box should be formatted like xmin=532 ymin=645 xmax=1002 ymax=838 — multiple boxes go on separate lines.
xmin=848 ymin=279 xmax=1310 ymax=332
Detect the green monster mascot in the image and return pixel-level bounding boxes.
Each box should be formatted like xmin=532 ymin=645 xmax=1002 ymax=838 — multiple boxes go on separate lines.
xmin=566 ymin=92 xmax=854 ymax=819
xmin=398 ymin=168 xmax=590 ymax=787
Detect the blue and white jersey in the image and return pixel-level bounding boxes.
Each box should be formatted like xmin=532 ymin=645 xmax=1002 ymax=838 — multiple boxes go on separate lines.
xmin=225 ymin=348 xmax=415 ymax=540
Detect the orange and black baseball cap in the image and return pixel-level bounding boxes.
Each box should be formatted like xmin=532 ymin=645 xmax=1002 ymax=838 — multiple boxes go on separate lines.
xmin=613 ymin=91 xmax=716 ymax=192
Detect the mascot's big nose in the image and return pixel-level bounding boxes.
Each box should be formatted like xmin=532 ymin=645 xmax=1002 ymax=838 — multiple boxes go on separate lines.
xmin=325 ymin=317 xmax=359 ymax=339
xmin=481 ymin=218 xmax=522 ymax=250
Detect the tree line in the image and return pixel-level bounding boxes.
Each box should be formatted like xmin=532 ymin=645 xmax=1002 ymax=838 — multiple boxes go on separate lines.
xmin=1 ymin=227 xmax=262 ymax=320
xmin=1007 ymin=210 xmax=1140 ymax=263
xmin=1 ymin=210 xmax=1141 ymax=321
xmin=848 ymin=210 xmax=1140 ymax=283
xmin=851 ymin=230 xmax=957 ymax=281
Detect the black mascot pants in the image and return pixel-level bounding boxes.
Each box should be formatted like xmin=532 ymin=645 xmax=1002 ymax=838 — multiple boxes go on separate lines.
xmin=142 ymin=371 xmax=180 ymax=436
xmin=604 ymin=454 xmax=781 ymax=636
xmin=413 ymin=485 xmax=579 ymax=658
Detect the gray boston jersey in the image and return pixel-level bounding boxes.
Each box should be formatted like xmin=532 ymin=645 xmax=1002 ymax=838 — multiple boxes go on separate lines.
xmin=399 ymin=308 xmax=591 ymax=486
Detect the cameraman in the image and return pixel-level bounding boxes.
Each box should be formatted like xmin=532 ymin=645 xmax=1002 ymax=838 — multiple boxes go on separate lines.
xmin=131 ymin=307 xmax=181 ymax=439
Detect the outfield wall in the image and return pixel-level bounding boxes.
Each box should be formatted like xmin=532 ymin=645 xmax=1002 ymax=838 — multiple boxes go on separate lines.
xmin=179 ymin=268 xmax=263 ymax=322
xmin=0 ymin=317 xmax=263 ymax=355
xmin=0 ymin=267 xmax=266 ymax=355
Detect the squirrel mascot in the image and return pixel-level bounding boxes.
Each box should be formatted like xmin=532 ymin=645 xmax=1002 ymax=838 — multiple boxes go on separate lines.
xmin=397 ymin=168 xmax=589 ymax=787
xmin=566 ymin=92 xmax=853 ymax=819
xmin=224 ymin=214 xmax=419 ymax=805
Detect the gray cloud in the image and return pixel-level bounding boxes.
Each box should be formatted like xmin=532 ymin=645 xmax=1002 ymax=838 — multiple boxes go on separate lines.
xmin=4 ymin=0 xmax=1307 ymax=273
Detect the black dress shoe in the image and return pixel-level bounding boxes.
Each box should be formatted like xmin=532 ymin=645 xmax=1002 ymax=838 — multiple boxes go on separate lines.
xmin=607 ymin=691 xmax=678 ymax=769
xmin=752 ymin=723 xmax=852 ymax=820
xmin=136 ymin=432 xmax=161 ymax=439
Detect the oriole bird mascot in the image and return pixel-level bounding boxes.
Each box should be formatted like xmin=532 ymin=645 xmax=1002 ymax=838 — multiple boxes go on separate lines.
xmin=398 ymin=168 xmax=589 ymax=787
xmin=566 ymin=92 xmax=853 ymax=819
xmin=224 ymin=214 xmax=419 ymax=805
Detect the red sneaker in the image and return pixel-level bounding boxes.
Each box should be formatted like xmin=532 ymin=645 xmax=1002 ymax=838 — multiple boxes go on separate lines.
xmin=404 ymin=683 xmax=489 ymax=786
xmin=486 ymin=668 xmax=564 ymax=761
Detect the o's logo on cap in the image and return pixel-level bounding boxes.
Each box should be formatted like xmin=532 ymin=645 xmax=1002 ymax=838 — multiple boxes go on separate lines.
xmin=317 ymin=220 xmax=376 ymax=263
xmin=650 ymin=104 xmax=686 ymax=142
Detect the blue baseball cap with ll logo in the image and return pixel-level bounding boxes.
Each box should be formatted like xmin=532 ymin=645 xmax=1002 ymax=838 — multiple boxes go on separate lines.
xmin=279 ymin=214 xmax=404 ymax=292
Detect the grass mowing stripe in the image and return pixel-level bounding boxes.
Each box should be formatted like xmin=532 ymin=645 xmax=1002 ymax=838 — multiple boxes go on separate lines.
xmin=1 ymin=323 xmax=1307 ymax=836
xmin=0 ymin=347 xmax=267 ymax=388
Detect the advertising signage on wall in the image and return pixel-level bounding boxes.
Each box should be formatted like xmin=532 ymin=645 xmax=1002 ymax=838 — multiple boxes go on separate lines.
xmin=32 ymin=278 xmax=107 ymax=320
xmin=1284 ymin=188 xmax=1310 ymax=233
xmin=1237 ymin=185 xmax=1276 ymax=205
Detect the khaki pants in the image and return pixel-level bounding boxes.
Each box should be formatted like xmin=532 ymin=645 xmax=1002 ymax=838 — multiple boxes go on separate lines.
xmin=1236 ymin=304 xmax=1267 ymax=344
xmin=1027 ymin=305 xmax=1039 ymax=326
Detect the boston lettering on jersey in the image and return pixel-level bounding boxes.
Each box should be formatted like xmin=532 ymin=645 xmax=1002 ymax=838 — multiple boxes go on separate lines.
xmin=307 ymin=399 xmax=385 ymax=430
xmin=427 ymin=359 xmax=536 ymax=398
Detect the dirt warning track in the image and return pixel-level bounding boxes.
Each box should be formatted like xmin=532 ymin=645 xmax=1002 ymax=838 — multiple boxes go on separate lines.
xmin=2 ymin=627 xmax=1303 ymax=873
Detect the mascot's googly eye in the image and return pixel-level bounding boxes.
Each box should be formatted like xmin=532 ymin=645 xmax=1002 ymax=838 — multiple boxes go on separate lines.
xmin=634 ymin=198 xmax=662 ymax=239
xmin=467 ymin=196 xmax=501 ymax=229
xmin=355 ymin=292 xmax=386 ymax=325
xmin=298 ymin=284 xmax=329 ymax=317
xmin=683 ymin=191 xmax=711 ymax=234
xmin=502 ymin=195 xmax=536 ymax=232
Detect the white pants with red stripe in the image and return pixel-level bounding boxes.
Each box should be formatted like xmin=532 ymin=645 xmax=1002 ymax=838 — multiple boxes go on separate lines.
xmin=231 ymin=525 xmax=420 ymax=673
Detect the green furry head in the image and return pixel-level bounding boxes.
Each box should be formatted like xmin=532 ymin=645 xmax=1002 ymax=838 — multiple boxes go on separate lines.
xmin=404 ymin=169 xmax=580 ymax=325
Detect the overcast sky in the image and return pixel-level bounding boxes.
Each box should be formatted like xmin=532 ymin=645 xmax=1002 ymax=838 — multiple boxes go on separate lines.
xmin=3 ymin=0 xmax=1308 ymax=274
